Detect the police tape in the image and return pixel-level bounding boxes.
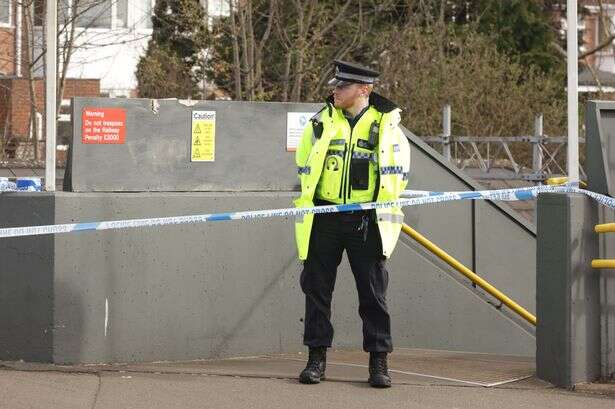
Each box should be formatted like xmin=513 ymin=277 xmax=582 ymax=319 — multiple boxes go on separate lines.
xmin=0 ymin=177 xmax=42 ymax=192
xmin=401 ymin=184 xmax=615 ymax=209
xmin=0 ymin=185 xmax=612 ymax=239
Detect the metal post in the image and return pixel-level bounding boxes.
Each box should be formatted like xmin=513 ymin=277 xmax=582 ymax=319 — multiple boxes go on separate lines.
xmin=16 ymin=1 xmax=22 ymax=77
xmin=442 ymin=105 xmax=451 ymax=161
xmin=45 ymin=0 xmax=57 ymax=191
xmin=533 ymin=114 xmax=544 ymax=184
xmin=567 ymin=0 xmax=580 ymax=185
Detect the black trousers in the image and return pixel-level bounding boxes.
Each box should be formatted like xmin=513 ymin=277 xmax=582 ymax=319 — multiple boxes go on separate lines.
xmin=300 ymin=209 xmax=392 ymax=352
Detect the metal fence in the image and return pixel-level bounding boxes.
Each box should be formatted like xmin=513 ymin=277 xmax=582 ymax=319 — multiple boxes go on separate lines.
xmin=421 ymin=105 xmax=586 ymax=183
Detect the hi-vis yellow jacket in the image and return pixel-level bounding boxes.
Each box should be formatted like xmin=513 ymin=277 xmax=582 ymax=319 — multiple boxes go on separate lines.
xmin=294 ymin=93 xmax=411 ymax=260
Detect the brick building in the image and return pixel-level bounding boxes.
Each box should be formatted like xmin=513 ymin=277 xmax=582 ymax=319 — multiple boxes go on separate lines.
xmin=0 ymin=0 xmax=102 ymax=159
xmin=1 ymin=0 xmax=228 ymax=161
xmin=569 ymin=1 xmax=615 ymax=91
xmin=0 ymin=77 xmax=100 ymax=148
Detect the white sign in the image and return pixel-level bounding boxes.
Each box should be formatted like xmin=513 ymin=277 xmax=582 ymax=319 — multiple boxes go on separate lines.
xmin=287 ymin=112 xmax=316 ymax=152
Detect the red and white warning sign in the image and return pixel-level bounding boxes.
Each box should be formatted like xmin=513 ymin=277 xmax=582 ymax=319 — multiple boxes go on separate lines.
xmin=82 ymin=107 xmax=126 ymax=144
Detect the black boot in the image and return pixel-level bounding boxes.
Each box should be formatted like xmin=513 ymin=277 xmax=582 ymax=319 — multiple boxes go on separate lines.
xmin=299 ymin=347 xmax=326 ymax=384
xmin=368 ymin=352 xmax=392 ymax=388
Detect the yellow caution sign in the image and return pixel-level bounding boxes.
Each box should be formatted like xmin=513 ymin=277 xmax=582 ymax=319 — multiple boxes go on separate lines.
xmin=191 ymin=111 xmax=215 ymax=162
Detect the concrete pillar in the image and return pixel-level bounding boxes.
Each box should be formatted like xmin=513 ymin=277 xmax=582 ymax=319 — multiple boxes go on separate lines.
xmin=536 ymin=193 xmax=601 ymax=387
xmin=442 ymin=105 xmax=451 ymax=161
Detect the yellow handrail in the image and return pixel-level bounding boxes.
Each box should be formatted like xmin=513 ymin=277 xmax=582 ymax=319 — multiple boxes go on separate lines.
xmin=545 ymin=177 xmax=588 ymax=188
xmin=592 ymin=224 xmax=615 ymax=268
xmin=401 ymin=223 xmax=537 ymax=326
xmin=592 ymin=259 xmax=615 ymax=269
xmin=595 ymin=223 xmax=615 ymax=234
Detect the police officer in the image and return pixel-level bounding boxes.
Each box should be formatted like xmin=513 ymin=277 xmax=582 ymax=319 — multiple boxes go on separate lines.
xmin=294 ymin=60 xmax=411 ymax=388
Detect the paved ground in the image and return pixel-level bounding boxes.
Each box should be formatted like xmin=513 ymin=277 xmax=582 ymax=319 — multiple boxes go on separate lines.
xmin=1 ymin=348 xmax=613 ymax=409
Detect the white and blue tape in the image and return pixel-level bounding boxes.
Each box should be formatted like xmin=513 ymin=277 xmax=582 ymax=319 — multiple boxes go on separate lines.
xmin=0 ymin=185 xmax=612 ymax=239
xmin=401 ymin=185 xmax=615 ymax=209
xmin=0 ymin=177 xmax=42 ymax=192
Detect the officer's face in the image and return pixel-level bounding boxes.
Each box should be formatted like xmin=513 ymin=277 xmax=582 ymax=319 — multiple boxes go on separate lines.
xmin=332 ymin=83 xmax=366 ymax=109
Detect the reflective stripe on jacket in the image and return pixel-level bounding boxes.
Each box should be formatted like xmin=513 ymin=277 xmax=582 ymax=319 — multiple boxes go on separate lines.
xmin=294 ymin=93 xmax=411 ymax=260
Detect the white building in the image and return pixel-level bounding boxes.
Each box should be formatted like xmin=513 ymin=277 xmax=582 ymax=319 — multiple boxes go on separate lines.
xmin=34 ymin=0 xmax=228 ymax=97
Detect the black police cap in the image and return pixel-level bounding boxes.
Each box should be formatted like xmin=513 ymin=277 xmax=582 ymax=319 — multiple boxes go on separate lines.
xmin=328 ymin=59 xmax=380 ymax=86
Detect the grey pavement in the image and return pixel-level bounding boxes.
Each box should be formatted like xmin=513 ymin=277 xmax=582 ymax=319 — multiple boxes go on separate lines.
xmin=1 ymin=348 xmax=613 ymax=409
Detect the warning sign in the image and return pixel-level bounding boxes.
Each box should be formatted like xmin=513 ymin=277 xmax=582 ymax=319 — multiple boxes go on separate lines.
xmin=191 ymin=111 xmax=215 ymax=162
xmin=82 ymin=107 xmax=126 ymax=144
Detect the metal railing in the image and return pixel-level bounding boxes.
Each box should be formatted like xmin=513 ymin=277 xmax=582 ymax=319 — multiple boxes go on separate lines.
xmin=401 ymin=223 xmax=537 ymax=326
xmin=592 ymin=223 xmax=615 ymax=269
xmin=420 ymin=106 xmax=586 ymax=183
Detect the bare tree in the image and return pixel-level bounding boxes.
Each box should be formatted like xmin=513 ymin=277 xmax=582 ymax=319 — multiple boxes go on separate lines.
xmin=215 ymin=0 xmax=401 ymax=102
xmin=227 ymin=0 xmax=276 ymax=100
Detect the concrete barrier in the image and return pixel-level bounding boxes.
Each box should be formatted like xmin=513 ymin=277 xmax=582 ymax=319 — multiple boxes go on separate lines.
xmin=536 ymin=193 xmax=602 ymax=387
xmin=0 ymin=99 xmax=537 ymax=363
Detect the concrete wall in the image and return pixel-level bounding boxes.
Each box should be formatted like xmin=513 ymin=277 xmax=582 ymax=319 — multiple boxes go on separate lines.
xmin=0 ymin=190 xmax=535 ymax=364
xmin=51 ymin=193 xmax=301 ymax=363
xmin=583 ymin=100 xmax=615 ymax=381
xmin=0 ymin=193 xmax=54 ymax=362
xmin=598 ymin=202 xmax=615 ymax=380
xmin=68 ymin=98 xmax=322 ymax=192
xmin=0 ymin=99 xmax=538 ymax=363
xmin=536 ymin=193 xmax=615 ymax=386
xmin=586 ymin=101 xmax=615 ymax=197
xmin=0 ymin=171 xmax=538 ymax=363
